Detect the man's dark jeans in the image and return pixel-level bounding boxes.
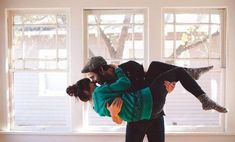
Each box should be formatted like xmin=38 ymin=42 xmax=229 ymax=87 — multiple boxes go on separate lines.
xmin=125 ymin=115 xmax=165 ymax=142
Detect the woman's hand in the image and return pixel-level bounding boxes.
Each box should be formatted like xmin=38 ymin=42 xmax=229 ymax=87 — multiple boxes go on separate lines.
xmin=164 ymin=81 xmax=176 ymax=93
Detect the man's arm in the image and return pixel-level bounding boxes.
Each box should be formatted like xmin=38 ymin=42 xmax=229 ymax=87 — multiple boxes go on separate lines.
xmin=101 ymin=67 xmax=131 ymax=92
xmin=107 ymin=97 xmax=123 ymax=124
xmin=110 ymin=114 xmax=123 ymax=124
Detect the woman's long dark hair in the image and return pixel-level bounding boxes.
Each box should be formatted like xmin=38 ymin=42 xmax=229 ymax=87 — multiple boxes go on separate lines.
xmin=66 ymin=78 xmax=91 ymax=102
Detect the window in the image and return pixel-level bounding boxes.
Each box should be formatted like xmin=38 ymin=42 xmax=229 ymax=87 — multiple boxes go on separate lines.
xmin=162 ymin=9 xmax=226 ymax=131
xmin=84 ymin=9 xmax=146 ymax=128
xmin=8 ymin=10 xmax=70 ymax=131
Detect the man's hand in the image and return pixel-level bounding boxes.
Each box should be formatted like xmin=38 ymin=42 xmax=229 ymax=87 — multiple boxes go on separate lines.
xmin=107 ymin=97 xmax=123 ymax=116
xmin=107 ymin=97 xmax=123 ymax=124
xmin=164 ymin=81 xmax=176 ymax=93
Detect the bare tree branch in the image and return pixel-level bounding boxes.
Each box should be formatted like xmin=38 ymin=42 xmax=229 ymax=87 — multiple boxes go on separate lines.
xmin=95 ymin=15 xmax=131 ymax=58
xmin=168 ymin=31 xmax=219 ymax=58
xmin=115 ymin=15 xmax=131 ymax=58
xmin=99 ymin=28 xmax=117 ymax=57
xmin=95 ymin=16 xmax=116 ymax=58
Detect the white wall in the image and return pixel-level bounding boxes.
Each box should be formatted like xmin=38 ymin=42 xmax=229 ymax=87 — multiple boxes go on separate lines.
xmin=1 ymin=0 xmax=235 ymax=142
xmin=0 ymin=0 xmax=8 ymax=132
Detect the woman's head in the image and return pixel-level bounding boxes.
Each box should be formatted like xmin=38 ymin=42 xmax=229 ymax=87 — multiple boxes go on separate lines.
xmin=90 ymin=65 xmax=116 ymax=84
xmin=66 ymin=78 xmax=95 ymax=102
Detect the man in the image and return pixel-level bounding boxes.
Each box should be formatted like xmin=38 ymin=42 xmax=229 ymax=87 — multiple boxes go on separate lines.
xmin=81 ymin=56 xmax=213 ymax=142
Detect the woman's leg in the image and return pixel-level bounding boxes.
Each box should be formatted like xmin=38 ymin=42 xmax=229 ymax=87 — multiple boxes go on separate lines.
xmin=145 ymin=61 xmax=213 ymax=84
xmin=149 ymin=67 xmax=227 ymax=113
xmin=150 ymin=67 xmax=205 ymax=97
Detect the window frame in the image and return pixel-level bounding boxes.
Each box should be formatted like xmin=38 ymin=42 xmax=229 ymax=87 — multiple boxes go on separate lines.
xmin=161 ymin=8 xmax=227 ymax=132
xmin=82 ymin=8 xmax=148 ymax=131
xmin=7 ymin=9 xmax=71 ymax=132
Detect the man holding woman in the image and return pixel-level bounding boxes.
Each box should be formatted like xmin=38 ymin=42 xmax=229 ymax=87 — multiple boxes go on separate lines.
xmin=67 ymin=56 xmax=226 ymax=142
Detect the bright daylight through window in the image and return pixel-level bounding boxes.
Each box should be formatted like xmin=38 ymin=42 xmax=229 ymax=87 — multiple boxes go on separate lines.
xmin=84 ymin=9 xmax=145 ymax=128
xmin=8 ymin=10 xmax=69 ymax=131
xmin=163 ymin=9 xmax=226 ymax=131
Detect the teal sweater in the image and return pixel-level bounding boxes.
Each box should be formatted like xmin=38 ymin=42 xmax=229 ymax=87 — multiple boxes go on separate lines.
xmin=92 ymin=67 xmax=153 ymax=122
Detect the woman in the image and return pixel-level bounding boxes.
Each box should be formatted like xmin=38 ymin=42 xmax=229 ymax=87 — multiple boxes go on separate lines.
xmin=67 ymin=66 xmax=228 ymax=124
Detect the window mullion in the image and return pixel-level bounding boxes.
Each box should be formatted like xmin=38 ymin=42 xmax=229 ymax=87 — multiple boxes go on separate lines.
xmin=56 ymin=14 xmax=59 ymax=69
xmin=132 ymin=15 xmax=135 ymax=59
xmin=173 ymin=12 xmax=176 ymax=63
xmin=22 ymin=14 xmax=26 ymax=69
xmin=208 ymin=12 xmax=212 ymax=65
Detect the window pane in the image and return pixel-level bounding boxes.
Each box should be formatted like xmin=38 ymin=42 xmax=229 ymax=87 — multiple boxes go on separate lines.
xmin=58 ymin=61 xmax=67 ymax=69
xmin=164 ymin=13 xmax=174 ymax=23
xmin=13 ymin=60 xmax=24 ymax=69
xmin=25 ymin=60 xmax=39 ymax=69
xmin=209 ymin=59 xmax=221 ymax=68
xmin=14 ymin=15 xmax=23 ymax=25
xmin=165 ymin=71 xmax=221 ymax=126
xmin=168 ymin=59 xmax=213 ymax=67
xmin=13 ymin=26 xmax=23 ymax=59
xmin=100 ymin=14 xmax=128 ymax=24
xmin=210 ymin=25 xmax=221 ymax=59
xmin=175 ymin=14 xmax=209 ymax=23
xmin=88 ymin=25 xmax=134 ymax=59
xmin=13 ymin=72 xmax=68 ymax=127
xmin=211 ymin=14 xmax=220 ymax=24
xmin=58 ymin=27 xmax=67 ymax=49
xmin=134 ymin=14 xmax=144 ymax=24
xmin=87 ymin=15 xmax=96 ymax=24
xmin=164 ymin=24 xmax=174 ymax=58
xmin=87 ymin=104 xmax=115 ymax=126
xmin=57 ymin=14 xmax=67 ymax=25
xmin=39 ymin=61 xmax=57 ymax=69
xmin=164 ymin=40 xmax=174 ymax=58
xmin=23 ymin=26 xmax=57 ymax=59
xmin=59 ymin=49 xmax=67 ymax=58
xmin=175 ymin=25 xmax=209 ymax=58
xmin=87 ymin=12 xmax=144 ymax=60
xmin=88 ymin=25 xmax=116 ymax=59
xmin=23 ymin=15 xmax=57 ymax=25
xmin=165 ymin=59 xmax=221 ymax=69
xmin=134 ymin=25 xmax=144 ymax=58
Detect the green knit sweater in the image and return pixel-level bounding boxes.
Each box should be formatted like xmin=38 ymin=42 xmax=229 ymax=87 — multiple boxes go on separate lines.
xmin=92 ymin=67 xmax=153 ymax=122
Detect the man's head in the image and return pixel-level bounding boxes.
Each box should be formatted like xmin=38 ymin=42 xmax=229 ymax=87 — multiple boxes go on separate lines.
xmin=82 ymin=56 xmax=107 ymax=73
xmin=82 ymin=56 xmax=116 ymax=84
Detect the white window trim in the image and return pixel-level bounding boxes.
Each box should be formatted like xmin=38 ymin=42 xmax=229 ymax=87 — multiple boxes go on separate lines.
xmin=161 ymin=8 xmax=227 ymax=132
xmin=81 ymin=8 xmax=148 ymax=131
xmin=6 ymin=8 xmax=71 ymax=132
xmin=1 ymin=9 xmax=229 ymax=135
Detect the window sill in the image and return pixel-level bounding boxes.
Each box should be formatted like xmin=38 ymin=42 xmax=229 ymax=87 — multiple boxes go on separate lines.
xmin=0 ymin=131 xmax=235 ymax=136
